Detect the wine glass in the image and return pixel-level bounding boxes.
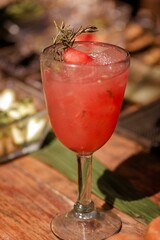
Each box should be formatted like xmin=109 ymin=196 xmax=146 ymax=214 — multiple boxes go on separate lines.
xmin=40 ymin=41 xmax=130 ymax=240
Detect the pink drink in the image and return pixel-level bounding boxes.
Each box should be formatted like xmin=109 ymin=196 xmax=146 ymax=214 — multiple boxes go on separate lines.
xmin=42 ymin=43 xmax=129 ymax=154
xmin=41 ymin=41 xmax=130 ymax=240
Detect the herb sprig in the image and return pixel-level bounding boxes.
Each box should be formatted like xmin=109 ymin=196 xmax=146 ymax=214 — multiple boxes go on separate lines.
xmin=52 ymin=21 xmax=98 ymax=61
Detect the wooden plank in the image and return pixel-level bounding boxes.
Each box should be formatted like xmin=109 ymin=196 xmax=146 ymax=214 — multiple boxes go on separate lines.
xmin=0 ymin=161 xmax=71 ymax=240
xmin=14 ymin=156 xmax=146 ymax=237
xmin=1 ymin=131 xmax=158 ymax=238
xmin=95 ymin=134 xmax=160 ymax=205
xmin=94 ymin=133 xmax=143 ymax=170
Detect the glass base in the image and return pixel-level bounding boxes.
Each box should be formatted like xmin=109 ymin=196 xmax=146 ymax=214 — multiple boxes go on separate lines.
xmin=51 ymin=208 xmax=122 ymax=240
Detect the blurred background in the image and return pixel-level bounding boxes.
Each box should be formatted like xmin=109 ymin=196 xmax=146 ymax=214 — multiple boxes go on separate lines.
xmin=0 ymin=0 xmax=160 ymax=160
xmin=0 ymin=0 xmax=160 ymax=100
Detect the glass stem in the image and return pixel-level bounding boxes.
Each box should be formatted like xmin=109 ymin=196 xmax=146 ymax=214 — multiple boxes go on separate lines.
xmin=74 ymin=154 xmax=94 ymax=214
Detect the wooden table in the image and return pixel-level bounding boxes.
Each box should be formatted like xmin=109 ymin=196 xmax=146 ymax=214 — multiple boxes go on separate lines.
xmin=0 ymin=133 xmax=159 ymax=239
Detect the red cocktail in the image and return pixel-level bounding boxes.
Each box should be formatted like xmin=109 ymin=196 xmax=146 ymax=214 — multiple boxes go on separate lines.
xmin=42 ymin=43 xmax=129 ymax=153
xmin=41 ymin=37 xmax=130 ymax=240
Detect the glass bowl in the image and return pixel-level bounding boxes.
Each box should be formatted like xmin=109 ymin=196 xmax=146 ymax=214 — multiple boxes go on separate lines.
xmin=0 ymin=77 xmax=49 ymax=163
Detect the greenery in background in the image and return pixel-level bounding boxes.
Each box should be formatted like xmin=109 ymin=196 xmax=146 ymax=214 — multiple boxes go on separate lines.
xmin=5 ymin=0 xmax=44 ymax=21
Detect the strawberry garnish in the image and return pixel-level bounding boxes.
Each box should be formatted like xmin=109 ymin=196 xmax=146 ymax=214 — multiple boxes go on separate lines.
xmin=63 ymin=47 xmax=93 ymax=64
xmin=52 ymin=22 xmax=98 ymax=62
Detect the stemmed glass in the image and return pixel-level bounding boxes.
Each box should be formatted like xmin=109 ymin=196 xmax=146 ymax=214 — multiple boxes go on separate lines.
xmin=40 ymin=41 xmax=130 ymax=240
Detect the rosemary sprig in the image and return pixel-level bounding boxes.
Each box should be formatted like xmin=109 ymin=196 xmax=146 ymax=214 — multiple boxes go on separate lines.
xmin=52 ymin=21 xmax=98 ymax=61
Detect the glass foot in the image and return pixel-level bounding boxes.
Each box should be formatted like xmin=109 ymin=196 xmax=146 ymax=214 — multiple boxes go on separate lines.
xmin=51 ymin=209 xmax=122 ymax=240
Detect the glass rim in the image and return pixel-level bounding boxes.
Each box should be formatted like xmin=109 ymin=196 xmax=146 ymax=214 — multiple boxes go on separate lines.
xmin=40 ymin=41 xmax=130 ymax=67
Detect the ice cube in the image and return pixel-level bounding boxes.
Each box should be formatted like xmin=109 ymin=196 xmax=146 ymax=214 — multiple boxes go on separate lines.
xmin=93 ymin=46 xmax=126 ymax=65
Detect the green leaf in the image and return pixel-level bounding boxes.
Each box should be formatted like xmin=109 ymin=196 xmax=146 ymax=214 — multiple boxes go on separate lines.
xmin=33 ymin=137 xmax=160 ymax=224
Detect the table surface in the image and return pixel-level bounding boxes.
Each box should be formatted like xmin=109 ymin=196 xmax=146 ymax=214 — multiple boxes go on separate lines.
xmin=0 ymin=132 xmax=160 ymax=239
